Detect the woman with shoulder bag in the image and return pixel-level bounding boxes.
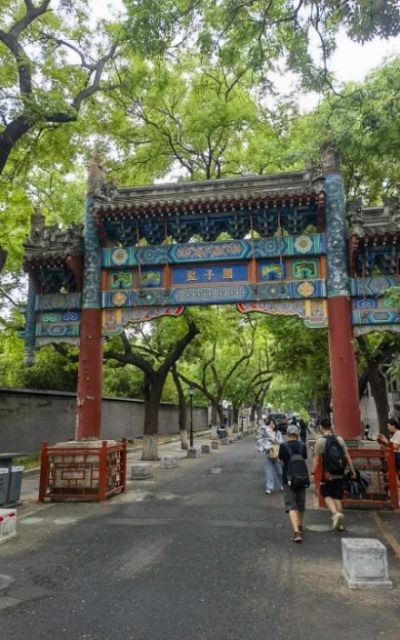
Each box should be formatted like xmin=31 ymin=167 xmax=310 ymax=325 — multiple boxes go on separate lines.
xmin=377 ymin=417 xmax=400 ymax=481
xmin=263 ymin=417 xmax=284 ymax=494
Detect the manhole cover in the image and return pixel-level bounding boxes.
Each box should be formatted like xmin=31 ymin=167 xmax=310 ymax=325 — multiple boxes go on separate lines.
xmin=209 ymin=468 xmax=223 ymax=474
xmin=0 ymin=575 xmax=14 ymax=592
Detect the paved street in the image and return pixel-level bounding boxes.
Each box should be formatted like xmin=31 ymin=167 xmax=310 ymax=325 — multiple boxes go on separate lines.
xmin=1 ymin=437 xmax=400 ymax=640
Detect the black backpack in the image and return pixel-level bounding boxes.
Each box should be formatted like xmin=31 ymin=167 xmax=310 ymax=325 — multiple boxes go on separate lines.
xmin=323 ymin=435 xmax=346 ymax=475
xmin=285 ymin=443 xmax=310 ymax=490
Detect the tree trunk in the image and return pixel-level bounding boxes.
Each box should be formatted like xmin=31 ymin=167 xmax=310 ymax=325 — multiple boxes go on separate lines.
xmin=172 ymin=365 xmax=188 ymax=449
xmin=250 ymin=404 xmax=257 ymax=428
xmin=210 ymin=403 xmax=219 ymax=426
xmin=232 ymin=405 xmax=239 ymax=433
xmin=368 ymin=362 xmax=389 ymax=434
xmin=141 ymin=374 xmax=164 ymax=460
xmin=0 ymin=246 xmax=7 ymax=272
xmin=142 ymin=435 xmax=159 ymax=461
xmin=105 ymin=321 xmax=200 ymax=459
xmin=0 ymin=117 xmax=31 ymax=175
xmin=210 ymin=402 xmax=220 ymax=438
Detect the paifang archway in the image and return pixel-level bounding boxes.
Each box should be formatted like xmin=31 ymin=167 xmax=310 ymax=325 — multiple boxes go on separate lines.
xmin=23 ymin=146 xmax=400 ymax=442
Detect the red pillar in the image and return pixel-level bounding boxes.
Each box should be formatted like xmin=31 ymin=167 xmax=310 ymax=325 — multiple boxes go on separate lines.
xmin=327 ymin=296 xmax=361 ymax=439
xmin=75 ymin=308 xmax=103 ymax=439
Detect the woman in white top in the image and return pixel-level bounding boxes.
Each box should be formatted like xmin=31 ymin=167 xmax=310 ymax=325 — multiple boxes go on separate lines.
xmin=262 ymin=417 xmax=284 ymax=494
xmin=377 ymin=417 xmax=400 ymax=481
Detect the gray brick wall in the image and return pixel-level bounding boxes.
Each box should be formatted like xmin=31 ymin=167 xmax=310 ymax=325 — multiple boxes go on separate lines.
xmin=0 ymin=388 xmax=208 ymax=453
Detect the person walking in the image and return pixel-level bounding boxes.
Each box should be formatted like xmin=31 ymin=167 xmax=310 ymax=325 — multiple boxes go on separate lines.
xmin=312 ymin=418 xmax=356 ymax=531
xmin=278 ymin=424 xmax=308 ymax=543
xmin=256 ymin=416 xmax=283 ymax=494
xmin=298 ymin=418 xmax=309 ymax=444
xmin=377 ymin=417 xmax=400 ymax=481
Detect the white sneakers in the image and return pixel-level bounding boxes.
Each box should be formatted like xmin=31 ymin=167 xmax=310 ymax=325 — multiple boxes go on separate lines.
xmin=332 ymin=512 xmax=344 ymax=531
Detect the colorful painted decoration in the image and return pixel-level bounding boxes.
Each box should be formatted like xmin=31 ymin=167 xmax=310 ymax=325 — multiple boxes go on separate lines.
xmin=111 ymin=247 xmax=129 ymax=266
xmin=237 ymin=300 xmax=328 ymax=328
xmin=61 ymin=311 xmax=80 ymax=322
xmin=140 ymin=269 xmax=162 ymax=287
xmin=102 ymin=306 xmax=184 ymax=335
xmin=292 ymin=260 xmax=318 ymax=279
xmin=296 ymin=281 xmax=316 ymax=297
xmin=172 ymin=241 xmax=246 ymax=262
xmin=325 ymin=174 xmax=349 ymax=297
xmin=294 ymin=235 xmax=314 ymax=254
xmin=111 ymin=291 xmax=128 ymax=307
xmin=260 ymin=261 xmax=284 ymax=281
xmin=110 ymin=271 xmax=133 ymax=289
xmin=35 ymin=292 xmax=82 ymax=311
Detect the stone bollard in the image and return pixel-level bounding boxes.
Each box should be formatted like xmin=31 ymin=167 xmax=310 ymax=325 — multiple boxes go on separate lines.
xmin=342 ymin=538 xmax=393 ymax=589
xmin=201 ymin=444 xmax=211 ymax=454
xmin=130 ymin=463 xmax=153 ymax=480
xmin=187 ymin=447 xmax=201 ymax=459
xmin=211 ymin=441 xmax=219 ymax=450
xmin=160 ymin=456 xmax=178 ymax=469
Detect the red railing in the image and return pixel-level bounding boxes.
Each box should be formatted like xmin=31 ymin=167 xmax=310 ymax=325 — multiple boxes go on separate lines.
xmin=315 ymin=443 xmax=399 ymax=511
xmin=39 ymin=439 xmax=127 ymax=502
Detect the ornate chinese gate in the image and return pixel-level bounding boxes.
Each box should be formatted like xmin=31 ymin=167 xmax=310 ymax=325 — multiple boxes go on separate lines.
xmin=23 ymin=146 xmax=400 ymax=451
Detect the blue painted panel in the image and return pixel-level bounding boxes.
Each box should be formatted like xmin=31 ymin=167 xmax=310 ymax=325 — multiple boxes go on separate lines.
xmin=35 ymin=293 xmax=82 ymax=311
xmin=172 ymin=263 xmax=248 ymax=286
xmin=101 ymin=233 xmax=327 ymax=267
xmin=170 ymin=241 xmax=249 ymax=263
xmin=171 ymin=285 xmax=251 ymax=304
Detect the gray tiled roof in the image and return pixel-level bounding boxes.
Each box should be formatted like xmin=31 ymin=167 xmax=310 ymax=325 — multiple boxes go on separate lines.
xmin=93 ymin=170 xmax=324 ymax=212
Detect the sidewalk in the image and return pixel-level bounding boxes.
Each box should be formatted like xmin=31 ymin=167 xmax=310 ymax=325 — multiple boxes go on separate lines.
xmin=16 ymin=432 xmax=217 ymax=517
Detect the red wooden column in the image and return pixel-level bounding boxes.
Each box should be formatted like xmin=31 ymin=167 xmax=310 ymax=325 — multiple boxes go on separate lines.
xmin=327 ymin=297 xmax=361 ymax=439
xmin=75 ymin=308 xmax=103 ymax=439
xmin=323 ymin=145 xmax=362 ymax=440
xmin=75 ymin=187 xmax=103 ymax=440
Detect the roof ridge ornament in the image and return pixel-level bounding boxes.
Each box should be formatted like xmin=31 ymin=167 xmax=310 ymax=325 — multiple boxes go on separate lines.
xmin=385 ymin=200 xmax=400 ymax=235
xmin=87 ymin=154 xmax=118 ymax=201
xmin=320 ymin=142 xmax=341 ymax=175
xmin=348 ymin=198 xmax=364 ymax=236
xmin=30 ymin=205 xmax=45 ymax=239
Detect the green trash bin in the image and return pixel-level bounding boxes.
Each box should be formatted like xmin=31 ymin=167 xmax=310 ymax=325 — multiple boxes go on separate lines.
xmin=0 ymin=468 xmax=11 ymax=507
xmin=8 ymin=467 xmax=24 ymax=506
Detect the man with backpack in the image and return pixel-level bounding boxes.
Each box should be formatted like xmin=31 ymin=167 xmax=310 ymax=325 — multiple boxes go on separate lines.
xmin=278 ymin=424 xmax=309 ymax=543
xmin=312 ymin=418 xmax=356 ymax=531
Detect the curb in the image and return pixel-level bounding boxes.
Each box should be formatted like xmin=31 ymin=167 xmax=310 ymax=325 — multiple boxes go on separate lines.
xmin=21 ymin=429 xmax=219 ymax=478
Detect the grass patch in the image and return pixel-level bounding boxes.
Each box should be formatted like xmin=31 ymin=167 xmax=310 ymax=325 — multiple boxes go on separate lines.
xmin=13 ymin=455 xmax=40 ymax=470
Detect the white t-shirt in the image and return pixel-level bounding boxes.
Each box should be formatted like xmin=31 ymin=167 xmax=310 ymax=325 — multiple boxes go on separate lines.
xmin=390 ymin=430 xmax=400 ymax=451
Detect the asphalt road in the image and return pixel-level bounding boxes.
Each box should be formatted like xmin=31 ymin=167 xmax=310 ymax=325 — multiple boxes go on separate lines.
xmin=1 ymin=438 xmax=400 ymax=640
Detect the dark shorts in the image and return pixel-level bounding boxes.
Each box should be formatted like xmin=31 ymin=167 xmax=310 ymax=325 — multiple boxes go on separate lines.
xmin=283 ymin=484 xmax=306 ymax=513
xmin=320 ymin=478 xmax=344 ymax=500
xmin=395 ymin=452 xmax=400 ymax=471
